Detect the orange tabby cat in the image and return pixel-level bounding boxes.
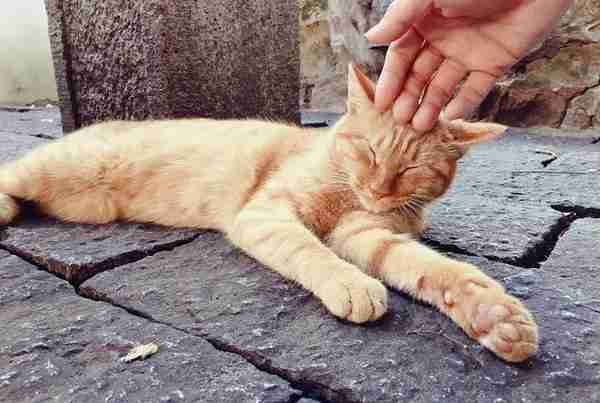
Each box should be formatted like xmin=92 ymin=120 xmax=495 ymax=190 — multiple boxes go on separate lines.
xmin=0 ymin=65 xmax=537 ymax=362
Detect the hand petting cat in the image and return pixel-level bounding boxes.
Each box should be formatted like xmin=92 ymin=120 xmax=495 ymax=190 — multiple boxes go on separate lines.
xmin=366 ymin=0 xmax=574 ymax=131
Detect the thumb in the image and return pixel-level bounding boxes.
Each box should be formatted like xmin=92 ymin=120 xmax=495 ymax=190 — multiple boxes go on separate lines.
xmin=365 ymin=0 xmax=433 ymax=43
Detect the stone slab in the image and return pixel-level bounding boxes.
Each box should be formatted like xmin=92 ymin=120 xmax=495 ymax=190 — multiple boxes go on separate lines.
xmin=45 ymin=0 xmax=300 ymax=132
xmin=497 ymin=130 xmax=600 ymax=209
xmin=0 ymin=106 xmax=62 ymax=139
xmin=541 ymin=219 xmax=600 ymax=308
xmin=0 ymin=251 xmax=300 ymax=403
xmin=0 ymin=217 xmax=199 ymax=286
xmin=424 ymin=131 xmax=599 ymax=264
xmin=300 ymin=111 xmax=343 ymax=128
xmin=0 ymin=132 xmax=48 ymax=163
xmin=80 ymin=232 xmax=600 ymax=403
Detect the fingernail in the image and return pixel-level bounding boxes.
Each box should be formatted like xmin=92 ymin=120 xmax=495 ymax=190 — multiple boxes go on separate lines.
xmin=365 ymin=24 xmax=382 ymax=41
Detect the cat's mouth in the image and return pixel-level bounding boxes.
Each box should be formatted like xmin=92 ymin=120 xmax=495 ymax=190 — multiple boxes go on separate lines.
xmin=356 ymin=191 xmax=400 ymax=214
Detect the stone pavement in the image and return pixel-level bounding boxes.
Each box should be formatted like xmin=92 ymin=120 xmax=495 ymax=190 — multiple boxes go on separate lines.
xmin=1 ymin=108 xmax=599 ymax=403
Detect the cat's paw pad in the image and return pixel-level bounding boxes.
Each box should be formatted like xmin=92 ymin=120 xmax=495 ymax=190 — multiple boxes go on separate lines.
xmin=319 ymin=271 xmax=388 ymax=324
xmin=0 ymin=194 xmax=18 ymax=225
xmin=448 ymin=278 xmax=538 ymax=362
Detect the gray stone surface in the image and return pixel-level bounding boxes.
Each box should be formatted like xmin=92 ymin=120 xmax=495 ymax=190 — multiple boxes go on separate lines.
xmin=0 ymin=251 xmax=300 ymax=403
xmin=0 ymin=217 xmax=199 ymax=286
xmin=45 ymin=0 xmax=300 ymax=133
xmin=424 ymin=131 xmax=599 ymax=265
xmin=0 ymin=106 xmax=62 ymax=139
xmin=80 ymin=233 xmax=600 ymax=403
xmin=541 ymin=219 xmax=600 ymax=306
xmin=0 ymin=132 xmax=48 ymax=163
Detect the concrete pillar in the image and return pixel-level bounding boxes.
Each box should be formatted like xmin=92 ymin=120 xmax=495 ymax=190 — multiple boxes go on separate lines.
xmin=45 ymin=0 xmax=299 ymax=133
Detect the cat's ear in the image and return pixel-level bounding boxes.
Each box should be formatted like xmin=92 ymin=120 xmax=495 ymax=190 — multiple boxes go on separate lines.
xmin=443 ymin=119 xmax=507 ymax=158
xmin=445 ymin=119 xmax=507 ymax=145
xmin=347 ymin=63 xmax=376 ymax=114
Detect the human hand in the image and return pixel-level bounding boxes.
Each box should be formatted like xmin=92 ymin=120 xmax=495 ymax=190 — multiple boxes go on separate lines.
xmin=366 ymin=0 xmax=573 ymax=131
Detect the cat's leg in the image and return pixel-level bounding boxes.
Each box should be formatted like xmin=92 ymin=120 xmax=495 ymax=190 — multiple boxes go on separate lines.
xmin=327 ymin=212 xmax=538 ymax=362
xmin=228 ymin=203 xmax=388 ymax=324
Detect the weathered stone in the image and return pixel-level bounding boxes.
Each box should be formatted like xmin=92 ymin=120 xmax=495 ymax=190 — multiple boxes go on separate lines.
xmin=478 ymin=43 xmax=600 ymax=128
xmin=424 ymin=132 xmax=599 ymax=264
xmin=299 ymin=0 xmax=349 ymax=114
xmin=475 ymin=0 xmax=600 ymax=129
xmin=0 ymin=106 xmax=62 ymax=139
xmin=80 ymin=233 xmax=600 ymax=402
xmin=0 ymin=251 xmax=300 ymax=403
xmin=479 ymin=84 xmax=579 ymax=128
xmin=559 ymin=0 xmax=600 ymax=42
xmin=296 ymin=398 xmax=321 ymax=403
xmin=300 ymin=0 xmax=389 ymax=113
xmin=562 ymin=86 xmax=600 ymax=129
xmin=45 ymin=0 xmax=300 ymax=133
xmin=328 ymin=0 xmax=386 ymax=75
xmin=496 ymin=129 xmax=600 ymax=211
xmin=0 ymin=132 xmax=48 ymax=163
xmin=541 ymin=219 xmax=600 ymax=302
xmin=0 ymin=217 xmax=199 ymax=285
xmin=300 ymin=110 xmax=342 ymax=127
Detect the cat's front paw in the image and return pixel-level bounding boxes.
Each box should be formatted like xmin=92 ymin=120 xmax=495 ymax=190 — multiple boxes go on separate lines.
xmin=445 ymin=275 xmax=538 ymax=363
xmin=317 ymin=269 xmax=388 ymax=324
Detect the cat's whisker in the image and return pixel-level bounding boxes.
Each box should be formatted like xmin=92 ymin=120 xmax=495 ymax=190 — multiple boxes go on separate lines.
xmin=408 ymin=199 xmax=425 ymax=209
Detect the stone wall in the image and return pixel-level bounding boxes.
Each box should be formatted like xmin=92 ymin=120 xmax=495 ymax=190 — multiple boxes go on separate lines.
xmin=47 ymin=0 xmax=299 ymax=133
xmin=300 ymin=0 xmax=600 ymax=130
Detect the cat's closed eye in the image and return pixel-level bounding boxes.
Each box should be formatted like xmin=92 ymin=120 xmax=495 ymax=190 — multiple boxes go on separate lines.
xmin=398 ymin=165 xmax=420 ymax=176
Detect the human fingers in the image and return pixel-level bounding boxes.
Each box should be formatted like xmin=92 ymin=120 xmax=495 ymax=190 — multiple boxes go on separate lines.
xmin=365 ymin=0 xmax=433 ymax=43
xmin=374 ymin=29 xmax=424 ymax=112
xmin=443 ymin=71 xmax=498 ymax=120
xmin=411 ymin=59 xmax=467 ymax=131
xmin=392 ymin=45 xmax=444 ymax=124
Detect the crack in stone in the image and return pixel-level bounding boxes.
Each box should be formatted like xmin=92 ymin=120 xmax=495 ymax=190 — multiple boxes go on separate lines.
xmin=1 ymin=130 xmax=58 ymax=140
xmin=27 ymin=133 xmax=57 ymax=140
xmin=77 ymin=287 xmax=343 ymax=403
xmin=421 ymin=237 xmax=478 ymax=258
xmin=560 ymin=78 xmax=600 ymax=128
xmin=551 ymin=203 xmax=600 ymax=219
xmin=423 ymin=207 xmax=585 ymax=270
xmin=490 ymin=212 xmax=578 ymax=269
xmin=0 ymin=233 xmax=201 ymax=288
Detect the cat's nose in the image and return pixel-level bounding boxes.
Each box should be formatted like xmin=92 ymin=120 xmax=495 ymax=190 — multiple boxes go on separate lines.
xmin=369 ymin=186 xmax=393 ymax=200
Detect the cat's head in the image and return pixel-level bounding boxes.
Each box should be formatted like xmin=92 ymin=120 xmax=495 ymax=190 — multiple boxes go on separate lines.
xmin=332 ymin=64 xmax=506 ymax=215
